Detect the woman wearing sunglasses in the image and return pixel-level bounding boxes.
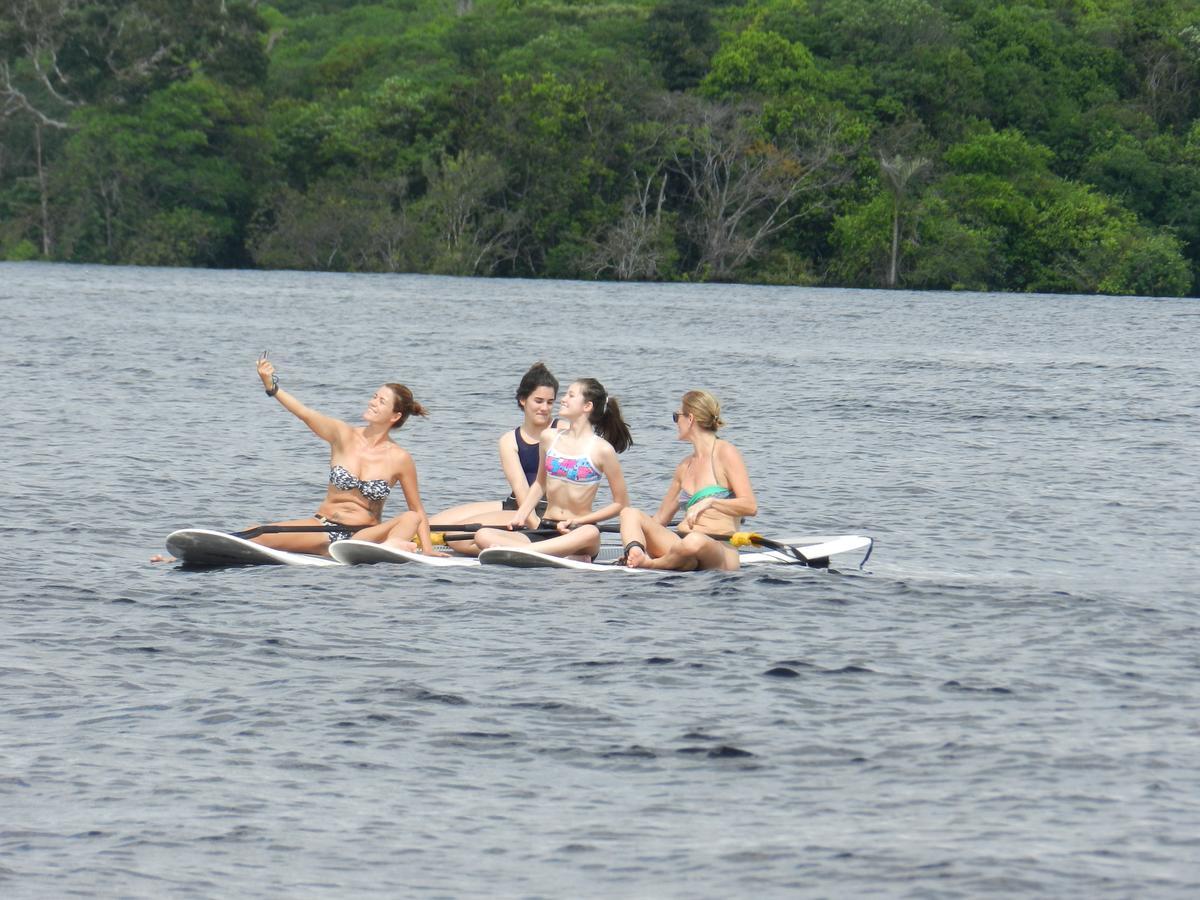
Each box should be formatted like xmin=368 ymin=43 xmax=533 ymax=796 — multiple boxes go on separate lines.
xmin=618 ymin=390 xmax=757 ymax=570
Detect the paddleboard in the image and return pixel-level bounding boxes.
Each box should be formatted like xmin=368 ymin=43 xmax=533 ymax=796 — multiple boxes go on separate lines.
xmin=330 ymin=540 xmax=481 ymax=567
xmin=478 ymin=547 xmax=643 ymax=571
xmin=767 ymin=534 xmax=874 ymax=566
xmin=478 ymin=535 xmax=873 ymax=571
xmin=165 ymin=529 xmax=342 ymax=567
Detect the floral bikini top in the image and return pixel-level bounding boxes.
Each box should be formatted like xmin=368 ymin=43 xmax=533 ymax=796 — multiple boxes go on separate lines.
xmin=545 ymin=434 xmax=602 ymax=485
xmin=329 ymin=465 xmax=391 ymax=502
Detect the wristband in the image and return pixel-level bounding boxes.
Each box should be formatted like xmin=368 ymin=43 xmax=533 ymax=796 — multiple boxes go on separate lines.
xmin=265 ymin=375 xmax=279 ymax=397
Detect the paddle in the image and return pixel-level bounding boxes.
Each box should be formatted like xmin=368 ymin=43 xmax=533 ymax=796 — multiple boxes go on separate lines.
xmin=717 ymin=532 xmax=874 ymax=567
xmin=430 ymin=522 xmax=633 ymax=545
xmin=232 ymin=524 xmax=366 ymax=540
xmin=428 ymin=522 xmax=626 ymax=535
xmin=716 ymin=531 xmax=829 ymax=566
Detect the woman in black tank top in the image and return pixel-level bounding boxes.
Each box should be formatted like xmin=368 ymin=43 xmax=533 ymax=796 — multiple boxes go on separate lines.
xmin=358 ymin=363 xmax=559 ymax=553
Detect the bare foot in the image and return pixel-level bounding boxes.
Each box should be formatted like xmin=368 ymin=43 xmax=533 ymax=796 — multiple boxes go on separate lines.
xmin=625 ymin=544 xmax=648 ymax=567
xmin=150 ymin=554 xmax=176 ymax=563
xmin=383 ymin=539 xmax=419 ymax=551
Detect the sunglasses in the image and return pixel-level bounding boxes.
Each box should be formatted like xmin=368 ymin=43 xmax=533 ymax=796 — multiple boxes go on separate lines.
xmin=672 ymin=411 xmax=686 ymax=423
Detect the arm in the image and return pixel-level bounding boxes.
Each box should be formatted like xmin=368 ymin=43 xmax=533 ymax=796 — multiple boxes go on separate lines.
xmin=393 ymin=449 xmax=438 ymax=555
xmin=258 ymin=356 xmax=345 ymax=445
xmin=506 ymin=430 xmax=550 ymax=528
xmin=683 ymin=441 xmax=757 ymax=526
xmin=498 ymin=430 xmax=531 ymax=502
xmin=651 ymin=462 xmax=686 ymax=526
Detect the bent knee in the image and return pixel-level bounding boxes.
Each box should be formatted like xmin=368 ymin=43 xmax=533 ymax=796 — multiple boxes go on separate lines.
xmin=619 ymin=507 xmax=646 ymax=526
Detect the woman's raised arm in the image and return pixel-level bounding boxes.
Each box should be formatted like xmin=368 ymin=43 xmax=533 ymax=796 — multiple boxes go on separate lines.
xmin=257 ymin=355 xmax=345 ymax=445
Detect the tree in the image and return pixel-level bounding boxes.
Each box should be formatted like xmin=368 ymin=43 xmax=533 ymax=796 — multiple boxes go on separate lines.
xmin=417 ymin=149 xmax=521 ymax=276
xmin=662 ymin=94 xmax=856 ymax=280
xmin=1 ymin=0 xmax=268 ymax=258
xmin=581 ymin=168 xmax=677 ymax=280
xmin=249 ymin=178 xmax=418 ymax=273
xmin=53 ymin=75 xmax=269 ymax=265
xmin=645 ymin=0 xmax=719 ymax=91
xmin=878 ymin=153 xmax=930 ymax=287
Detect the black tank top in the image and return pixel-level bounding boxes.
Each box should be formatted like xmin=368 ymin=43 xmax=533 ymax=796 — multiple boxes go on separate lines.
xmin=515 ymin=427 xmax=539 ymax=485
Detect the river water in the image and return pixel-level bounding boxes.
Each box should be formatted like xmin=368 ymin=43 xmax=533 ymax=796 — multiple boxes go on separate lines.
xmin=1 ymin=262 xmax=1197 ymax=897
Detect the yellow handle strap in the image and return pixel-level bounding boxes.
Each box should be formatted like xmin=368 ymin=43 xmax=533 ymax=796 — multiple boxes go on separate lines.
xmin=729 ymin=531 xmax=763 ymax=548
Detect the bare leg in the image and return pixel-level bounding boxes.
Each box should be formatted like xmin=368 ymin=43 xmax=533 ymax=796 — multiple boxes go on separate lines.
xmin=475 ymin=524 xmax=601 ymax=560
xmin=354 ymin=511 xmax=421 ymax=550
xmin=435 ymin=508 xmax=537 ymax=556
xmin=248 ymin=518 xmax=339 ymax=556
xmin=619 ymin=508 xmax=682 ymax=568
xmin=524 ymin=525 xmax=601 ymax=560
xmin=474 ymin=528 xmax=534 ymax=550
xmin=429 ymin=500 xmax=503 ymax=527
xmin=642 ymin=531 xmax=739 ymax=571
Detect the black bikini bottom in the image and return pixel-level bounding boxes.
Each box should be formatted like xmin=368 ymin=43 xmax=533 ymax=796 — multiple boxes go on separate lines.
xmin=315 ymin=514 xmax=369 ymax=543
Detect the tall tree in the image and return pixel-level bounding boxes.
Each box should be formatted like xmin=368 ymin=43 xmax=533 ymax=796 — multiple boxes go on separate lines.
xmin=663 ymin=94 xmax=856 ymax=280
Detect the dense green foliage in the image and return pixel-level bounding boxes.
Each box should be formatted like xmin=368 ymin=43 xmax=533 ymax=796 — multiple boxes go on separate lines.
xmin=3 ymin=0 xmax=1198 ymax=295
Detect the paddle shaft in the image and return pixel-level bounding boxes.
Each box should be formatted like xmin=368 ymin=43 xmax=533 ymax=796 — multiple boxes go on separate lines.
xmin=430 ymin=522 xmax=625 ymax=535
xmin=232 ymin=524 xmax=370 ymax=540
xmin=704 ymin=532 xmax=825 ymax=565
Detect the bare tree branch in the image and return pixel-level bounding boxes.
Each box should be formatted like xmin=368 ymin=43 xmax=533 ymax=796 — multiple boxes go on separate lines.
xmin=662 ymin=94 xmax=855 ymax=279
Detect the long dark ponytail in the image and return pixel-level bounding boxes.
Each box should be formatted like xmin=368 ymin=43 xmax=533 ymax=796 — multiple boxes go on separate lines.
xmin=577 ymin=377 xmax=632 ymax=454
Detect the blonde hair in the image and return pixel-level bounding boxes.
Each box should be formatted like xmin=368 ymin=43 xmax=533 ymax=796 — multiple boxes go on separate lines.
xmin=681 ymin=390 xmax=725 ymax=431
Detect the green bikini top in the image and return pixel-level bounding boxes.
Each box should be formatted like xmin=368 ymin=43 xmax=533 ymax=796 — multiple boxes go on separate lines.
xmin=677 ymin=438 xmax=733 ymax=511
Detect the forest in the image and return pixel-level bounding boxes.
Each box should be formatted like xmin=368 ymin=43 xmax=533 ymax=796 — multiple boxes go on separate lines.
xmin=2 ymin=0 xmax=1198 ymax=295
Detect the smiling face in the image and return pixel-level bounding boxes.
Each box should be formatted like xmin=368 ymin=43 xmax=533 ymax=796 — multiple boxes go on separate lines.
xmin=558 ymin=382 xmax=591 ymax=422
xmin=521 ymin=385 xmax=556 ymax=429
xmin=364 ymin=385 xmax=400 ymax=426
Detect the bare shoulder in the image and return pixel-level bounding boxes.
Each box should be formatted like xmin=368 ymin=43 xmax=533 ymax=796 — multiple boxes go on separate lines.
xmin=594 ymin=436 xmax=621 ymax=468
xmin=717 ymin=438 xmax=746 ymax=464
xmin=388 ymin=442 xmax=415 ymax=472
xmin=498 ymin=429 xmax=516 ymax=451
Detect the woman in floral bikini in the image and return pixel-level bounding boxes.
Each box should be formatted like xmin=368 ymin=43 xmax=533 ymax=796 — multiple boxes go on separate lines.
xmin=474 ymin=378 xmax=632 ymax=561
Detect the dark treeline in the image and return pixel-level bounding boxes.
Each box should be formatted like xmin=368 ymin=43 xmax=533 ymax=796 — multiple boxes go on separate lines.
xmin=2 ymin=0 xmax=1198 ymax=295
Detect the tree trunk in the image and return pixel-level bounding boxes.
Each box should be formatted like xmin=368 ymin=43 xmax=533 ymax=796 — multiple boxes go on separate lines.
xmin=888 ymin=199 xmax=900 ymax=288
xmin=35 ymin=123 xmax=52 ymax=256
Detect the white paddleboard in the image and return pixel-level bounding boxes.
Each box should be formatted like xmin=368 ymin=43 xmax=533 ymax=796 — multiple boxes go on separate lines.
xmin=768 ymin=534 xmax=874 ymax=565
xmin=330 ymin=540 xmax=481 ymax=567
xmin=478 ymin=535 xmax=873 ymax=571
xmin=165 ymin=529 xmax=342 ymax=567
xmin=478 ymin=547 xmax=643 ymax=571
